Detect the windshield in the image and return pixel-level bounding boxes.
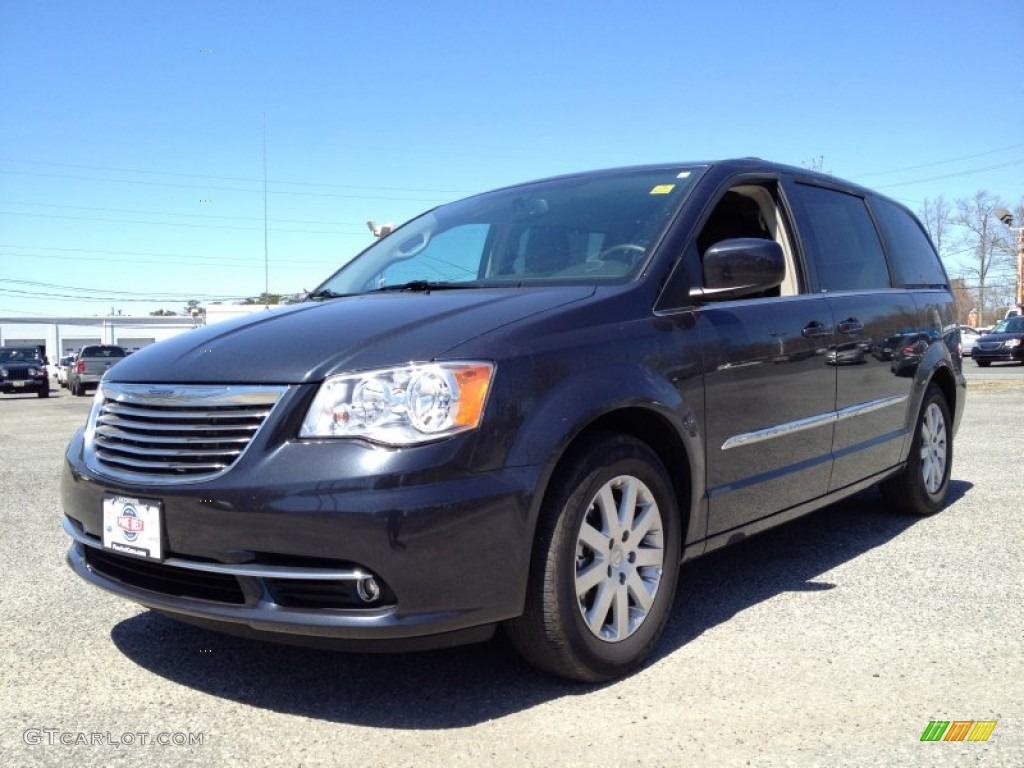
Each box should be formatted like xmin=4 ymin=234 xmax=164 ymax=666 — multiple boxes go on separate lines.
xmin=0 ymin=347 xmax=42 ymax=362
xmin=992 ymin=317 xmax=1024 ymax=334
xmin=313 ymin=166 xmax=702 ymax=296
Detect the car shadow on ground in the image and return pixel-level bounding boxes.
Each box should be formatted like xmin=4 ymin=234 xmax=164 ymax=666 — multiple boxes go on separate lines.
xmin=111 ymin=480 xmax=973 ymax=729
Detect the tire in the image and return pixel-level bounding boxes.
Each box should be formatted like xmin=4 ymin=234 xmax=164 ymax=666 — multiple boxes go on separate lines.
xmin=976 ymin=360 xmax=990 ymax=367
xmin=881 ymin=384 xmax=952 ymax=516
xmin=37 ymin=387 xmax=49 ymax=399
xmin=505 ymin=434 xmax=682 ymax=682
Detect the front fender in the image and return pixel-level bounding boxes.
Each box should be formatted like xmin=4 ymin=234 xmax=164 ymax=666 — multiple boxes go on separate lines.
xmin=504 ymin=362 xmax=707 ymax=556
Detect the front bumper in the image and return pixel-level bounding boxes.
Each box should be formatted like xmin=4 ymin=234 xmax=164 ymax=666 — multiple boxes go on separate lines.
xmin=62 ymin=428 xmax=542 ymax=650
xmin=0 ymin=378 xmax=47 ymax=394
xmin=973 ymin=347 xmax=1024 ymax=364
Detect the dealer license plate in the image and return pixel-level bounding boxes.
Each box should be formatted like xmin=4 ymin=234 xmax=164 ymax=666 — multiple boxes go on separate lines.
xmin=102 ymin=495 xmax=163 ymax=560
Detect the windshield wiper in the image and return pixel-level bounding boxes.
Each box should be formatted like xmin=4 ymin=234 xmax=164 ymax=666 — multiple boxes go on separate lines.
xmin=306 ymin=288 xmax=349 ymax=301
xmin=370 ymin=280 xmax=477 ymax=293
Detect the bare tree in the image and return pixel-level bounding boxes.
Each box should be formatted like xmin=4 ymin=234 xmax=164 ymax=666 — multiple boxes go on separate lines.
xmin=953 ymin=191 xmax=1016 ymax=326
xmin=919 ymin=196 xmax=953 ymax=260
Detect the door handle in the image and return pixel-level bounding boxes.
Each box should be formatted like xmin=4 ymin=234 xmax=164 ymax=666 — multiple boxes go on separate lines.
xmin=801 ymin=321 xmax=832 ymax=339
xmin=837 ymin=318 xmax=865 ymax=335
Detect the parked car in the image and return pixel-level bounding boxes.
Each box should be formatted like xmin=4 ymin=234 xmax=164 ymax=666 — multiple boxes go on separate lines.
xmin=62 ymin=158 xmax=966 ymax=682
xmin=891 ymin=333 xmax=932 ymax=376
xmin=68 ymin=345 xmax=126 ymax=396
xmin=972 ymin=316 xmax=1024 ymax=367
xmin=0 ymin=346 xmax=50 ymax=398
xmin=56 ymin=355 xmax=75 ymax=388
xmin=958 ymin=326 xmax=981 ymax=358
xmin=826 ymin=341 xmax=867 ymax=366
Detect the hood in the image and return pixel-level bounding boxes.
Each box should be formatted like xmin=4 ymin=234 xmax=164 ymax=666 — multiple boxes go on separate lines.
xmin=977 ymin=332 xmax=1024 ymax=343
xmin=108 ymin=287 xmax=595 ymax=384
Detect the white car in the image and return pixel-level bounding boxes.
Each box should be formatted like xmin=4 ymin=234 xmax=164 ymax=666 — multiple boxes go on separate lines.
xmin=958 ymin=326 xmax=981 ymax=357
xmin=56 ymin=355 xmax=75 ymax=388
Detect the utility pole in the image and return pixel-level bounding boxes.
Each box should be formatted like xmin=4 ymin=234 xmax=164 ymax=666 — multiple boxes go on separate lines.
xmin=263 ymin=113 xmax=269 ymax=309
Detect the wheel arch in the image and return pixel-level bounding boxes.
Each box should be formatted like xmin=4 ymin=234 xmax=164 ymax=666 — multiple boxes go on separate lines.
xmin=527 ymin=404 xmax=702 ymax=566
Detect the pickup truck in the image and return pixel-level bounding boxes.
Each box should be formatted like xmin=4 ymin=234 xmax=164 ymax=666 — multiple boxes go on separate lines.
xmin=69 ymin=345 xmax=126 ymax=396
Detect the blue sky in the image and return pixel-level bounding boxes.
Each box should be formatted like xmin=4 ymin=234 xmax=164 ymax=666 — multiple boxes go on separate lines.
xmin=1 ymin=0 xmax=1022 ymax=317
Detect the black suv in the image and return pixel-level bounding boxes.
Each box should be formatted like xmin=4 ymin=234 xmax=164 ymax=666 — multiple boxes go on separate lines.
xmin=0 ymin=346 xmax=50 ymax=398
xmin=972 ymin=316 xmax=1024 ymax=366
xmin=62 ymin=159 xmax=965 ymax=682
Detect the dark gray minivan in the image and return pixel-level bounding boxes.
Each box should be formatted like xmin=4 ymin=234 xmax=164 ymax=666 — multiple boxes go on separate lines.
xmin=62 ymin=159 xmax=965 ymax=681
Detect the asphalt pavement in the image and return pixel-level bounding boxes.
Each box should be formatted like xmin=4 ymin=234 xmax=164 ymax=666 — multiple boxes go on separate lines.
xmin=1 ymin=373 xmax=1022 ymax=767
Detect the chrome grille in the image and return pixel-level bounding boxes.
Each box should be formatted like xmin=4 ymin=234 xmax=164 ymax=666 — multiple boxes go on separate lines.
xmin=85 ymin=383 xmax=288 ymax=484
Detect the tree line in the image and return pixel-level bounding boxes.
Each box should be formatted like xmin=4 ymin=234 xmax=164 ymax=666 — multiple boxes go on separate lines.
xmin=919 ymin=192 xmax=1023 ymax=327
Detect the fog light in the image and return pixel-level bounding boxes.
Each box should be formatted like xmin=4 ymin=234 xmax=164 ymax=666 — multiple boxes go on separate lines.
xmin=356 ymin=575 xmax=381 ymax=603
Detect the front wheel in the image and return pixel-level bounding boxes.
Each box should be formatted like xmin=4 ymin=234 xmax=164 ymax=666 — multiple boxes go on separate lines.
xmin=881 ymin=384 xmax=952 ymax=515
xmin=976 ymin=360 xmax=990 ymax=367
xmin=505 ymin=434 xmax=682 ymax=682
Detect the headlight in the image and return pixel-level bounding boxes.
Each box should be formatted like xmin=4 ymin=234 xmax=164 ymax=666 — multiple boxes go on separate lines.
xmin=300 ymin=362 xmax=494 ymax=445
xmin=1005 ymin=339 xmax=1021 ymax=348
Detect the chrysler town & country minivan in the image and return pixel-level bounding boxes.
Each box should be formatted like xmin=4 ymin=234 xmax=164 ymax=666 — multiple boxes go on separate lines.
xmin=62 ymin=159 xmax=965 ymax=682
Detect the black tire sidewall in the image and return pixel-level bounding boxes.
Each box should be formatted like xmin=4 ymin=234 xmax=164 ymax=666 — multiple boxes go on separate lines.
xmin=549 ymin=438 xmax=681 ymax=678
xmin=904 ymin=386 xmax=953 ymax=513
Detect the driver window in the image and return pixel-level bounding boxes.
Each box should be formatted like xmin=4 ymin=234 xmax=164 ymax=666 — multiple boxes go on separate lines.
xmin=698 ymin=185 xmax=800 ymax=297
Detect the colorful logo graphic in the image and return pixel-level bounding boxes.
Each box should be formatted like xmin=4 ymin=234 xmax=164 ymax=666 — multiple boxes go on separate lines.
xmin=920 ymin=721 xmax=996 ymax=742
xmin=117 ymin=505 xmax=143 ymax=542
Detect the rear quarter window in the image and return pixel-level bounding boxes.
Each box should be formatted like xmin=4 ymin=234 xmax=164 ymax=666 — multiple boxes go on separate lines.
xmin=869 ymin=197 xmax=948 ymax=288
xmin=790 ymin=183 xmax=892 ymax=292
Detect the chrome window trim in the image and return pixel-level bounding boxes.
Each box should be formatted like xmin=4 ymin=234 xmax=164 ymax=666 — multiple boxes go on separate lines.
xmin=722 ymin=395 xmax=908 ymax=451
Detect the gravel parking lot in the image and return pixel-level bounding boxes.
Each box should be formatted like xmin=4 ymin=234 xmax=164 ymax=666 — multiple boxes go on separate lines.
xmin=2 ymin=380 xmax=1022 ymax=767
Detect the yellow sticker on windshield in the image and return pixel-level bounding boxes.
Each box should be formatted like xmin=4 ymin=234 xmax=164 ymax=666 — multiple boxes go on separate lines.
xmin=650 ymin=184 xmax=675 ymax=195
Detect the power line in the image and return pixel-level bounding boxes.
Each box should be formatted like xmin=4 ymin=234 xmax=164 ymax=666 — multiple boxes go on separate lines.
xmin=0 ymin=168 xmax=453 ymax=203
xmin=0 ymin=243 xmax=254 ymax=260
xmin=874 ymin=159 xmax=1024 ymax=190
xmin=0 ymin=156 xmax=475 ymax=195
xmin=856 ymin=143 xmax=1024 ymax=178
xmin=0 ymin=200 xmax=368 ymax=227
xmin=0 ymin=209 xmax=364 ymax=236
xmin=0 ymin=287 xmax=247 ymax=303
xmin=0 ymin=277 xmax=232 ymax=299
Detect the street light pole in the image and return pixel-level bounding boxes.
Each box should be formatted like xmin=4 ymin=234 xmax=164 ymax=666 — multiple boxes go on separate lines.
xmin=994 ymin=208 xmax=1024 ymax=315
xmin=1017 ymin=227 xmax=1024 ymax=313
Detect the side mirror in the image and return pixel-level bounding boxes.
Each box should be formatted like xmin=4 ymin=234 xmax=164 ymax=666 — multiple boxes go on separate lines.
xmin=700 ymin=238 xmax=786 ymax=300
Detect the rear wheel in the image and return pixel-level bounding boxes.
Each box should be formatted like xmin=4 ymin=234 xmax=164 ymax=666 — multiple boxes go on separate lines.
xmin=881 ymin=384 xmax=952 ymax=516
xmin=505 ymin=434 xmax=681 ymax=682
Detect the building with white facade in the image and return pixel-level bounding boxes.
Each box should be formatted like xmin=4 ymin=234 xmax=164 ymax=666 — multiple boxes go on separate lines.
xmin=0 ymin=304 xmax=274 ymax=361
